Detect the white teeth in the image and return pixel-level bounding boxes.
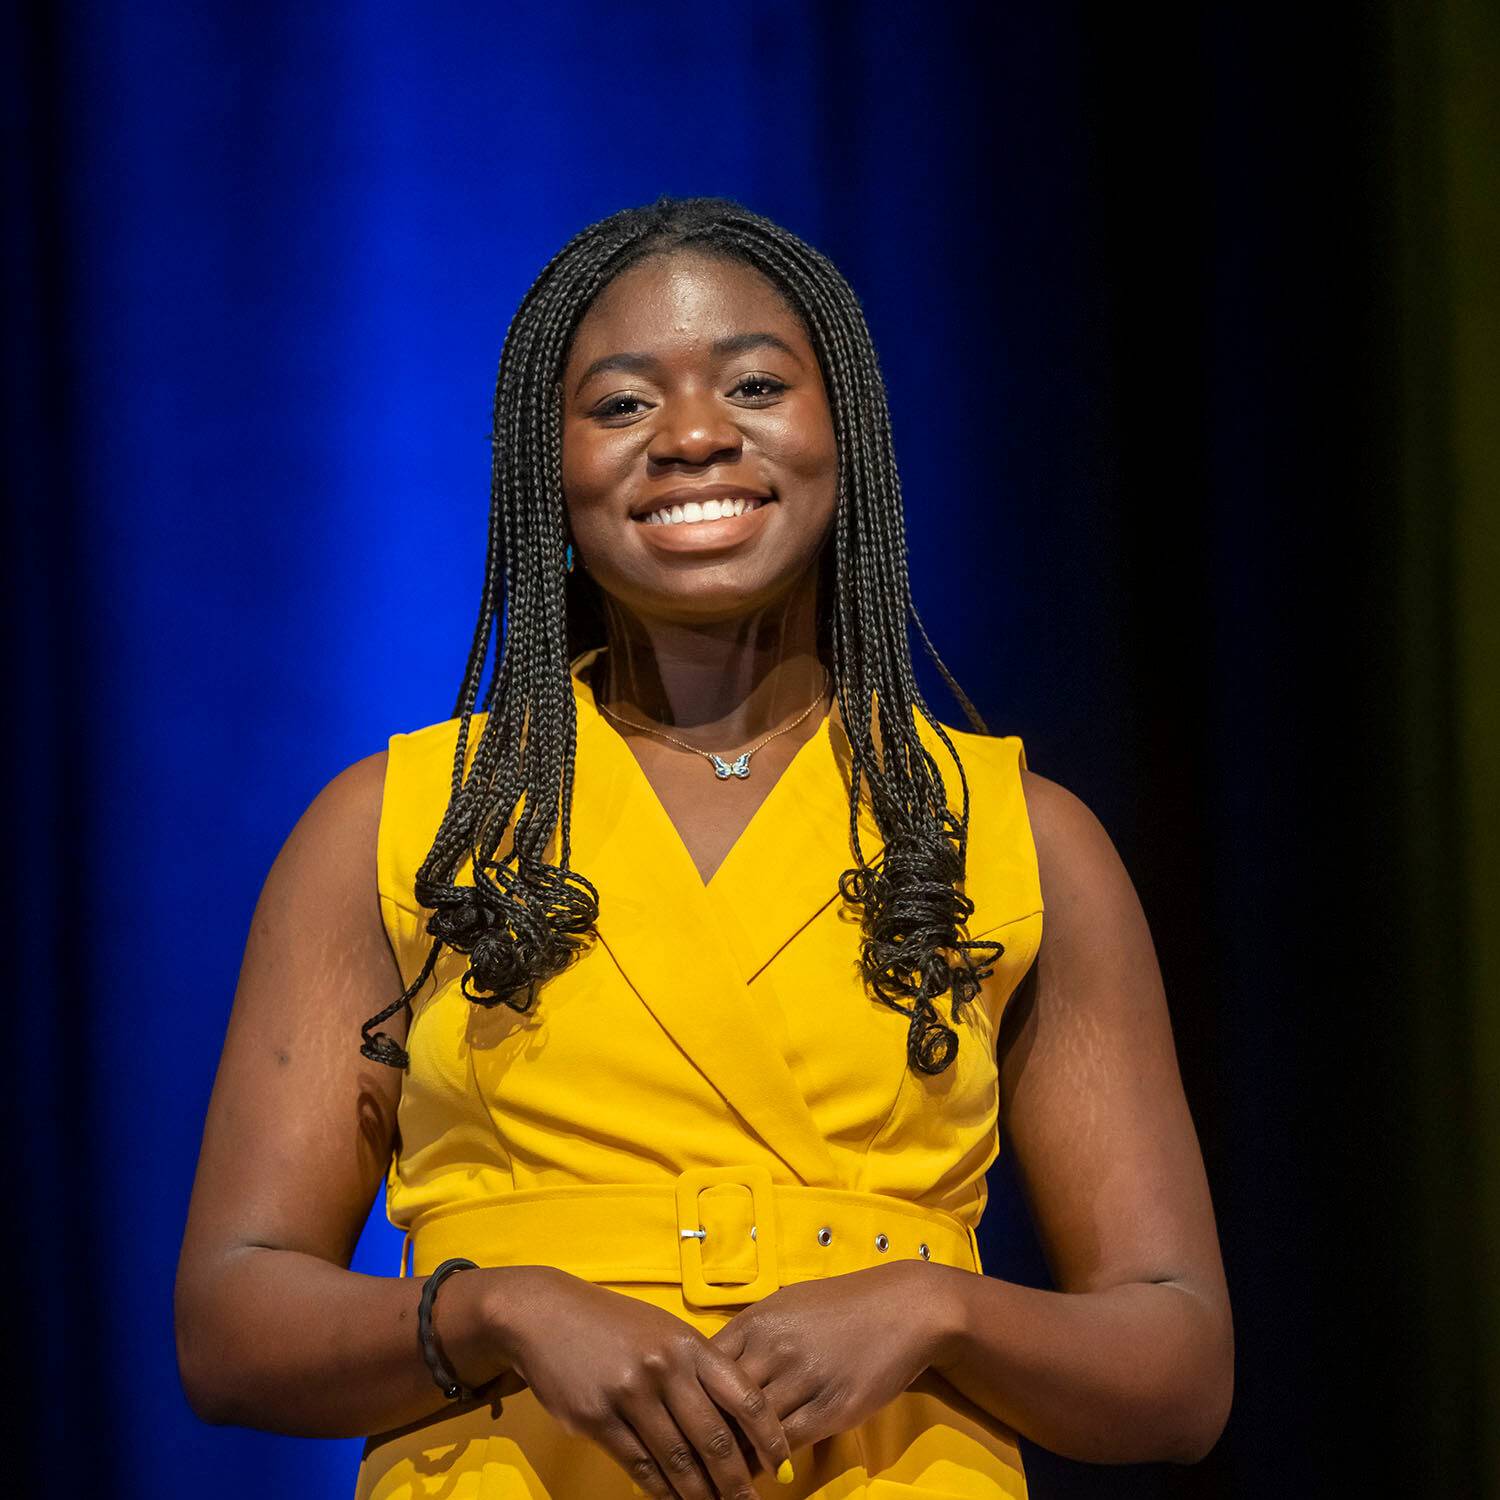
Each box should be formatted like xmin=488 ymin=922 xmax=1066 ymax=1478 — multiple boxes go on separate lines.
xmin=643 ymin=496 xmax=767 ymax=526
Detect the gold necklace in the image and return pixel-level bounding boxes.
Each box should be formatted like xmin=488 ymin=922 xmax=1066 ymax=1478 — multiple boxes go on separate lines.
xmin=597 ymin=667 xmax=832 ymax=780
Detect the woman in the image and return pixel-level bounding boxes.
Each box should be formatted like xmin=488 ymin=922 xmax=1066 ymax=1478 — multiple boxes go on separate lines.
xmin=175 ymin=196 xmax=1233 ymax=1499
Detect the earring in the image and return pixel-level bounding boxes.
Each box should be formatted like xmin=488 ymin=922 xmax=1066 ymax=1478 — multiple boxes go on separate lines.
xmin=565 ymin=542 xmax=576 ymax=574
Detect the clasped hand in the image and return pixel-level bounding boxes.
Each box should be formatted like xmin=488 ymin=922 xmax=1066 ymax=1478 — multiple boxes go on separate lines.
xmin=505 ymin=1260 xmax=947 ymax=1500
xmin=706 ymin=1260 xmax=948 ymax=1470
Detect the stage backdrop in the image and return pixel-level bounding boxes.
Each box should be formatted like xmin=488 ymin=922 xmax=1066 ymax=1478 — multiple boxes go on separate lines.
xmin=5 ymin=3 xmax=1495 ymax=1497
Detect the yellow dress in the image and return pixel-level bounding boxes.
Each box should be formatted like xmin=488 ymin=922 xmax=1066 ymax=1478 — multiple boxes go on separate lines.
xmin=355 ymin=648 xmax=1044 ymax=1500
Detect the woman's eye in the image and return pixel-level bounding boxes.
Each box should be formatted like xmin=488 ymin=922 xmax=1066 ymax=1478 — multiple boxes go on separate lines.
xmin=592 ymin=393 xmax=649 ymax=420
xmin=730 ymin=375 xmax=788 ymax=402
xmin=589 ymin=377 xmax=784 ymax=421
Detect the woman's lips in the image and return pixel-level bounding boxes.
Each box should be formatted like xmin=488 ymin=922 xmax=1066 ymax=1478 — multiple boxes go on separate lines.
xmin=630 ymin=495 xmax=775 ymax=554
xmin=637 ymin=494 xmax=768 ymax=525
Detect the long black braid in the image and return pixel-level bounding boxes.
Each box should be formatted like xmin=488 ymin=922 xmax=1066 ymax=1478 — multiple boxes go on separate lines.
xmin=359 ymin=195 xmax=1005 ymax=1078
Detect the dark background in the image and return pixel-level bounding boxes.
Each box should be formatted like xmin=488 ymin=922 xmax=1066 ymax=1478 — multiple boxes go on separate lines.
xmin=5 ymin=2 xmax=1496 ymax=1495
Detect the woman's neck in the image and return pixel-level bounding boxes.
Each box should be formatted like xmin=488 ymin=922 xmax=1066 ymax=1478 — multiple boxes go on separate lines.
xmin=596 ymin=578 xmax=829 ymax=746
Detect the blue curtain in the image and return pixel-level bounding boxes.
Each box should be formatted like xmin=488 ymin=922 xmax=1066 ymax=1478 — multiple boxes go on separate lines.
xmin=7 ymin=3 xmax=1492 ymax=1496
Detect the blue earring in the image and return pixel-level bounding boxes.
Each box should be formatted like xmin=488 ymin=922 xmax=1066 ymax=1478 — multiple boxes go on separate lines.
xmin=565 ymin=542 xmax=575 ymax=574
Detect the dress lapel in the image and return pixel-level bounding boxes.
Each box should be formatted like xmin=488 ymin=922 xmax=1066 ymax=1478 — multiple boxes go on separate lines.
xmin=565 ymin=650 xmax=843 ymax=1188
xmin=703 ymin=702 xmax=887 ymax=985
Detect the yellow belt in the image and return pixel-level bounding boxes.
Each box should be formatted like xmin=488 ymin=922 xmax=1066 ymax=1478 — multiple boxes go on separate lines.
xmin=398 ymin=1164 xmax=982 ymax=1310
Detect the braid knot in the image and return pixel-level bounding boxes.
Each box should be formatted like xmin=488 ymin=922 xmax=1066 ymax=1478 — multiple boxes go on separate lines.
xmin=842 ymin=816 xmax=1008 ymax=1075
xmin=907 ymin=998 xmax=959 ymax=1075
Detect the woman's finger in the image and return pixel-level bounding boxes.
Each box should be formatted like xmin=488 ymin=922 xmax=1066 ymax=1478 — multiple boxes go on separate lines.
xmin=661 ymin=1376 xmax=764 ymax=1498
xmin=769 ymin=1379 xmax=854 ymax=1459
xmin=614 ymin=1392 xmax=717 ymax=1499
xmin=759 ymin=1364 xmax=821 ymax=1418
xmin=694 ymin=1345 xmax=794 ymax=1485
xmin=593 ymin=1411 xmax=669 ymax=1496
xmin=708 ymin=1317 xmax=747 ymax=1361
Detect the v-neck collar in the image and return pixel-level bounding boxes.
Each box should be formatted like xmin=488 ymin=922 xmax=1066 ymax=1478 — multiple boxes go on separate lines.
xmin=577 ymin=648 xmax=839 ymax=883
xmin=559 ymin=647 xmax=896 ymax=1186
xmin=568 ymin=648 xmax=888 ymax=975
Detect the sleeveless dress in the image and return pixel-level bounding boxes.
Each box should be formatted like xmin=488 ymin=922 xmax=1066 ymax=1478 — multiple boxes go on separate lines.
xmin=355 ymin=648 xmax=1045 ymax=1500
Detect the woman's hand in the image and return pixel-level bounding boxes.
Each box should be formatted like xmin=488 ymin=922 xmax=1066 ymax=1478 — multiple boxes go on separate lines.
xmin=707 ymin=1261 xmax=958 ymax=1453
xmin=497 ymin=1266 xmax=793 ymax=1499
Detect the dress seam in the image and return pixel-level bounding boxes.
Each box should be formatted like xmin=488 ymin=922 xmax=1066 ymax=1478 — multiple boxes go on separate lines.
xmin=966 ymin=906 xmax=1044 ymax=943
xmin=382 ymin=894 xmax=427 ymax=918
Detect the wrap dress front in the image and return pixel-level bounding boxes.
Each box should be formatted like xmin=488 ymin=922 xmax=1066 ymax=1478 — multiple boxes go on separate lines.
xmin=355 ymin=648 xmax=1045 ymax=1500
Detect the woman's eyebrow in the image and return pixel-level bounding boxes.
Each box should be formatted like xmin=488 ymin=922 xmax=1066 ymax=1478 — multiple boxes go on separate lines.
xmin=573 ymin=331 xmax=803 ymax=396
xmin=710 ymin=330 xmax=801 ymax=361
xmin=573 ymin=351 xmax=658 ymax=395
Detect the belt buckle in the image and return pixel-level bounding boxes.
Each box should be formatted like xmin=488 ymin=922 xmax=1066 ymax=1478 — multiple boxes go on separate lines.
xmin=675 ymin=1164 xmax=781 ymax=1308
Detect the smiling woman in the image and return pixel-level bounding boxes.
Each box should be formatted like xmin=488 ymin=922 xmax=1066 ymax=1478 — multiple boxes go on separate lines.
xmin=562 ymin=262 xmax=829 ymax=580
xmin=174 ymin=196 xmax=1232 ymax=1500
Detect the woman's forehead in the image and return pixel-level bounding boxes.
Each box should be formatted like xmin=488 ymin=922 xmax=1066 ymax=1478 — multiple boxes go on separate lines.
xmin=568 ymin=250 xmax=806 ymax=358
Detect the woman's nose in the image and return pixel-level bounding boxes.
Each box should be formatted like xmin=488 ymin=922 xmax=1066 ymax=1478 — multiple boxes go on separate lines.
xmin=647 ymin=390 xmax=742 ymax=468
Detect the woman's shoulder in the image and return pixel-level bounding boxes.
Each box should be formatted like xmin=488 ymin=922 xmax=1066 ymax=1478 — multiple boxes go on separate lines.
xmin=918 ymin=713 xmax=1028 ymax=780
xmin=241 ymin=748 xmax=394 ymax=993
xmin=1008 ymin=758 xmax=1146 ymax=972
xmin=258 ymin=720 xmax=462 ymax=936
xmin=1011 ymin=762 xmax=1113 ymax=873
xmin=917 ymin=718 xmax=1044 ymax=933
xmin=378 ymin=711 xmax=494 ymax=800
xmin=928 ymin=715 xmax=1111 ymax=880
xmin=388 ymin=709 xmax=492 ymax=756
xmin=290 ymin=746 xmax=390 ymax=855
xmin=928 ymin=719 xmax=1135 ymax=926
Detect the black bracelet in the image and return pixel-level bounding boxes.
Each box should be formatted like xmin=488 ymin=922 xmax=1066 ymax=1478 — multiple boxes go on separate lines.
xmin=418 ymin=1257 xmax=480 ymax=1400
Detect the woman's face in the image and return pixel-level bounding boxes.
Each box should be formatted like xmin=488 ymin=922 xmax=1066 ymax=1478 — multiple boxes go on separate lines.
xmin=560 ymin=250 xmax=838 ymax=626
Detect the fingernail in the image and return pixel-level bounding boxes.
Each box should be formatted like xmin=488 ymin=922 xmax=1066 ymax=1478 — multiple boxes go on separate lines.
xmin=776 ymin=1458 xmax=795 ymax=1485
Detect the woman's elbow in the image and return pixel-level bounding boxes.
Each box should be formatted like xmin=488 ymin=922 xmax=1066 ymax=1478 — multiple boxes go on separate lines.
xmin=174 ymin=1271 xmax=240 ymax=1426
xmin=1168 ymin=1304 xmax=1234 ymax=1464
xmin=1171 ymin=1367 xmax=1233 ymax=1464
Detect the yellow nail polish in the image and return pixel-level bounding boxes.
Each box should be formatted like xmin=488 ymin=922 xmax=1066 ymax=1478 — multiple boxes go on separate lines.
xmin=776 ymin=1457 xmax=795 ymax=1485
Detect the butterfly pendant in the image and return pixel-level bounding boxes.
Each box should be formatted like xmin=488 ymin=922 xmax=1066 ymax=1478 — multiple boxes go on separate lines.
xmin=710 ymin=752 xmax=752 ymax=780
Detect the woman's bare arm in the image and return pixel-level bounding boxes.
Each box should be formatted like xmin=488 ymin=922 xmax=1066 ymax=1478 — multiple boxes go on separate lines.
xmin=927 ymin=768 xmax=1233 ymax=1464
xmin=173 ymin=752 xmax=535 ymax=1438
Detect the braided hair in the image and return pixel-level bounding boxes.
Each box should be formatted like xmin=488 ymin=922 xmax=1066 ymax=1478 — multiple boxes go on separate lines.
xmin=358 ymin=195 xmax=1004 ymax=1079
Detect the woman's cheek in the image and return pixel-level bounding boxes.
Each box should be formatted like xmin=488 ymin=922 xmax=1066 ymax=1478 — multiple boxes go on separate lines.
xmin=562 ymin=427 xmax=628 ymax=508
xmin=772 ymin=396 xmax=836 ymax=468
